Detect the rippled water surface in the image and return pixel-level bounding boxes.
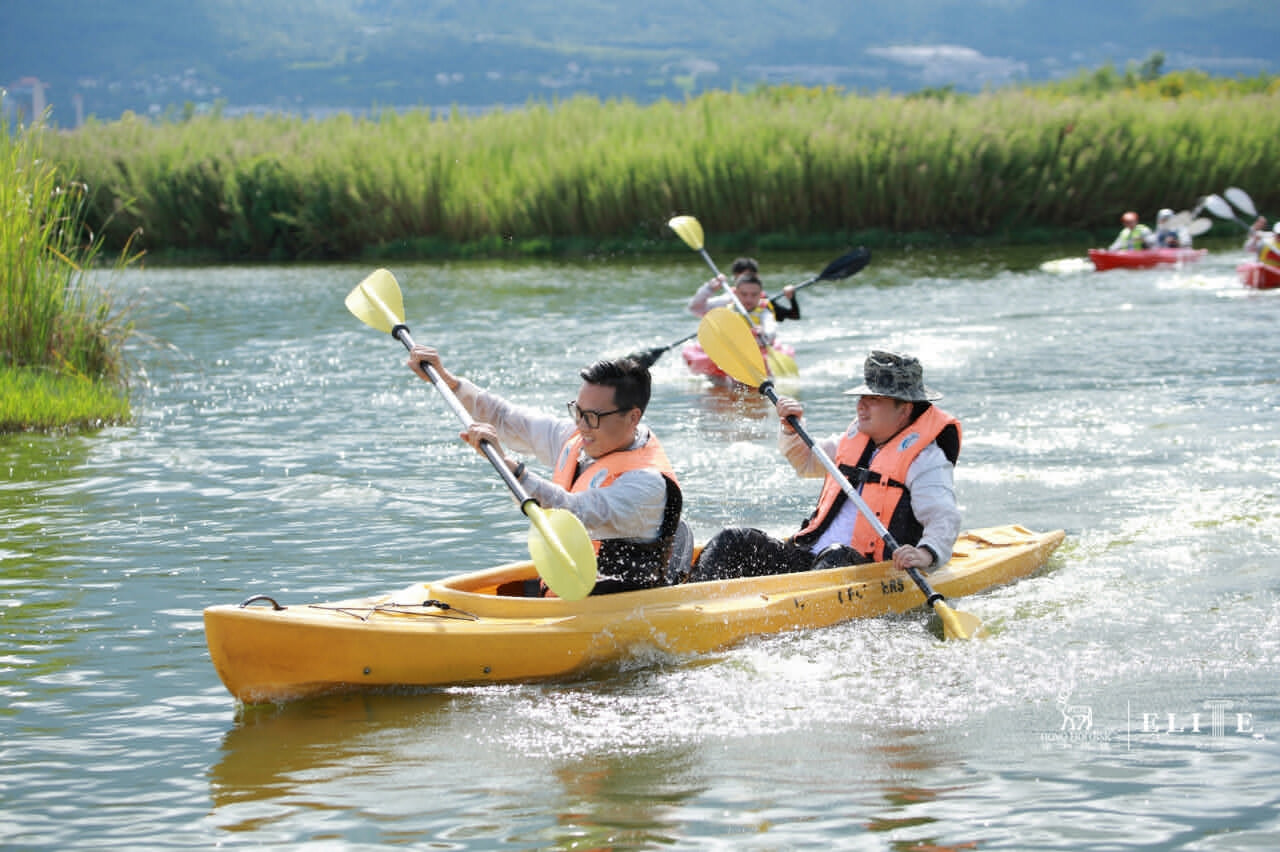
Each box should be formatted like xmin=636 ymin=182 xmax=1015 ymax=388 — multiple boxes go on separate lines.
xmin=3 ymin=245 xmax=1278 ymax=850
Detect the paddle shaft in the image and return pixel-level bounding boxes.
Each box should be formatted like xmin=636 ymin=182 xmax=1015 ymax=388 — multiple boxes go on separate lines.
xmin=391 ymin=324 xmax=533 ymax=508
xmin=758 ymin=378 xmax=948 ymax=609
xmin=631 ymin=331 xmax=698 ymax=367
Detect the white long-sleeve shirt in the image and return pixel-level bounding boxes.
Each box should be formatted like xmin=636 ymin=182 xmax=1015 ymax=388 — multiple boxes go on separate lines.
xmin=778 ymin=423 xmax=962 ymax=566
xmin=451 ymin=379 xmax=667 ymax=541
xmin=687 ymin=283 xmax=779 ymax=344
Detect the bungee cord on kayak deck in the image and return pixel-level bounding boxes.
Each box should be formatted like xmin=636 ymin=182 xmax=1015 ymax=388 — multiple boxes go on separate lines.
xmin=309 ymin=601 xmax=481 ymax=623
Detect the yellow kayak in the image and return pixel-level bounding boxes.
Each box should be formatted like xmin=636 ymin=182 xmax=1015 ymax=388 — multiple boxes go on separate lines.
xmin=204 ymin=525 xmax=1064 ymax=704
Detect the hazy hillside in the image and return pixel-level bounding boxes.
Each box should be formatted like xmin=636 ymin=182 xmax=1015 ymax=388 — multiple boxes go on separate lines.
xmin=3 ymin=0 xmax=1275 ymax=126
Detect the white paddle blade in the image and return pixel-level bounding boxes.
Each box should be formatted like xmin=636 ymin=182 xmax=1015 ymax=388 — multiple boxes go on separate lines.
xmin=667 ymin=215 xmax=705 ymax=251
xmin=526 ymin=507 xmax=597 ymax=601
xmin=345 ymin=268 xmax=406 ymax=333
xmin=1039 ymin=257 xmax=1092 ymax=274
xmin=1202 ymin=194 xmax=1236 ymax=221
xmin=1188 ymin=217 xmax=1213 ymax=237
xmin=1225 ymin=187 xmax=1257 ymax=217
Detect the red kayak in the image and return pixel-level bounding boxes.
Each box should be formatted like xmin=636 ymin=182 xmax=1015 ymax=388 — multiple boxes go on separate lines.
xmin=682 ymin=339 xmax=796 ymax=385
xmin=1088 ymin=248 xmax=1208 ymax=271
xmin=1237 ymin=262 xmax=1280 ymax=290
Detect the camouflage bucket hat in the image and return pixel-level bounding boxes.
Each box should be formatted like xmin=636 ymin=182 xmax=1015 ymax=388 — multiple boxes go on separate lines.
xmin=843 ymin=350 xmax=941 ymax=401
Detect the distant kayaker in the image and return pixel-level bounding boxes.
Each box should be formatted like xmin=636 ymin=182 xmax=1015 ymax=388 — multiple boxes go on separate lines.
xmin=1244 ymin=217 xmax=1271 ymax=254
xmin=1153 ymin=208 xmax=1189 ymax=248
xmin=1108 ymin=211 xmax=1156 ymax=251
xmin=407 ymin=346 xmax=687 ymax=594
xmin=1257 ymin=222 xmax=1280 ymax=269
xmin=690 ymin=350 xmax=962 ymax=581
xmin=688 ymin=258 xmax=800 ymax=346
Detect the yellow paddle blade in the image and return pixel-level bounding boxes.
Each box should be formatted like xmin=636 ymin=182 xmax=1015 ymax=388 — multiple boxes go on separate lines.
xmin=765 ymin=347 xmax=799 ymax=377
xmin=526 ymin=506 xmax=597 ymax=601
xmin=935 ymin=601 xmax=985 ymax=640
xmin=697 ymin=307 xmax=769 ymax=388
xmin=344 ymin=268 xmax=405 ymax=333
xmin=668 ymin=215 xmax=705 ymax=251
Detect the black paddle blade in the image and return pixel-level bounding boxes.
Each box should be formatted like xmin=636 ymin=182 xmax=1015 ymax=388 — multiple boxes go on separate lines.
xmin=628 ymin=345 xmax=669 ymax=368
xmin=626 ymin=332 xmax=697 ymax=369
xmin=819 ymin=247 xmax=871 ymax=282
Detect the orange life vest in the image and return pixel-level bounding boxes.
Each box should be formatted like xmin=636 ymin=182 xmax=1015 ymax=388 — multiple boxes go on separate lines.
xmin=552 ymin=431 xmax=683 ymax=591
xmin=793 ymin=406 xmax=961 ymax=561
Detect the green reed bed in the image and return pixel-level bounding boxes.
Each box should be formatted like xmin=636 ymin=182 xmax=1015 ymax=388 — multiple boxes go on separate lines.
xmin=0 ymin=367 xmax=130 ymax=432
xmin=2 ymin=111 xmax=135 ymax=431
xmin=40 ymin=84 xmax=1280 ymax=262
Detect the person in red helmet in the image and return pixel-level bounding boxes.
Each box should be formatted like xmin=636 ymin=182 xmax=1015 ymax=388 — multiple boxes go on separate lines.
xmin=1108 ymin=211 xmax=1155 ymax=250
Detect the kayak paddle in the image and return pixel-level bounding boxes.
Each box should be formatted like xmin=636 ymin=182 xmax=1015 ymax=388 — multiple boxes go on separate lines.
xmin=628 ymin=331 xmax=699 ymax=369
xmin=345 ymin=268 xmax=598 ymax=600
xmin=668 ymin=215 xmax=798 ymax=377
xmin=1224 ymin=187 xmax=1257 ymax=218
xmin=633 ymin=242 xmax=871 ymax=370
xmin=1202 ymin=194 xmax=1251 ymax=231
xmin=1188 ymin=217 xmax=1213 ymax=237
xmin=790 ymin=247 xmax=872 ymax=293
xmin=1167 ymin=211 xmax=1214 ymax=238
xmin=1039 ymin=257 xmax=1093 ymax=274
xmin=696 ymin=306 xmax=983 ymax=640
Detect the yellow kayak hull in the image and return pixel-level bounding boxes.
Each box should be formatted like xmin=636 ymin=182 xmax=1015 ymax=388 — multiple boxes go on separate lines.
xmin=204 ymin=525 xmax=1064 ymax=704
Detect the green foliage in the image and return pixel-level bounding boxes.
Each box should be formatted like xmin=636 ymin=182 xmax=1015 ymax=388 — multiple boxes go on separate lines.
xmin=1030 ymin=52 xmax=1280 ymax=99
xmin=33 ymin=73 xmax=1280 ymax=262
xmin=1 ymin=104 xmax=138 ymax=430
xmin=0 ymin=366 xmax=130 ymax=432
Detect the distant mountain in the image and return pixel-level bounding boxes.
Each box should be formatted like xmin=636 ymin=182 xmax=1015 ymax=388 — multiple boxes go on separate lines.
xmin=3 ymin=0 xmax=1275 ymax=127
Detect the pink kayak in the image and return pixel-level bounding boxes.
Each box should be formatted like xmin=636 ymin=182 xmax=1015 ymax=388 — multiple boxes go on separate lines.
xmin=682 ymin=340 xmax=796 ymax=385
xmin=1236 ymin=261 xmax=1280 ymax=290
xmin=1088 ymin=248 xmax=1208 ymax=271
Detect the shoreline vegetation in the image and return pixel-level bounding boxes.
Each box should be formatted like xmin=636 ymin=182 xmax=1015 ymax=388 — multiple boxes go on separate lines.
xmin=37 ymin=66 xmax=1280 ymax=265
xmin=4 ymin=62 xmax=1278 ymax=430
xmin=2 ymin=105 xmax=137 ymax=433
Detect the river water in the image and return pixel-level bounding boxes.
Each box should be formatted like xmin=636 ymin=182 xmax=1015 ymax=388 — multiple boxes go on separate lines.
xmin=3 ymin=243 xmax=1278 ymax=850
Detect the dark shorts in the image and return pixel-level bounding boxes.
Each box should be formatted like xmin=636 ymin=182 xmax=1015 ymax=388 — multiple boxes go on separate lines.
xmin=688 ymin=527 xmax=814 ymax=581
xmin=690 ymin=527 xmax=875 ymax=582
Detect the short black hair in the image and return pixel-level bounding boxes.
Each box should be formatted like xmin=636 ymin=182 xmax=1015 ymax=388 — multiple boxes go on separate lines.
xmin=579 ymin=357 xmax=651 ymax=413
xmin=731 ymin=257 xmax=759 ymax=277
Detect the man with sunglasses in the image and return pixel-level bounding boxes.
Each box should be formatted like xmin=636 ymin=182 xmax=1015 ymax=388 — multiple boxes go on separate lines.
xmin=407 ymin=345 xmax=685 ymax=595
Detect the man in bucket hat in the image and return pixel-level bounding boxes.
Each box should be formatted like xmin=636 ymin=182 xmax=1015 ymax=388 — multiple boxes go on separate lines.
xmin=690 ymin=350 xmax=962 ymax=580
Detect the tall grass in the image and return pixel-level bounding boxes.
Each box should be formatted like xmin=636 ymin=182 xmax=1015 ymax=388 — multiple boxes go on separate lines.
xmin=38 ymin=82 xmax=1280 ymax=261
xmin=2 ymin=104 xmax=137 ymax=430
